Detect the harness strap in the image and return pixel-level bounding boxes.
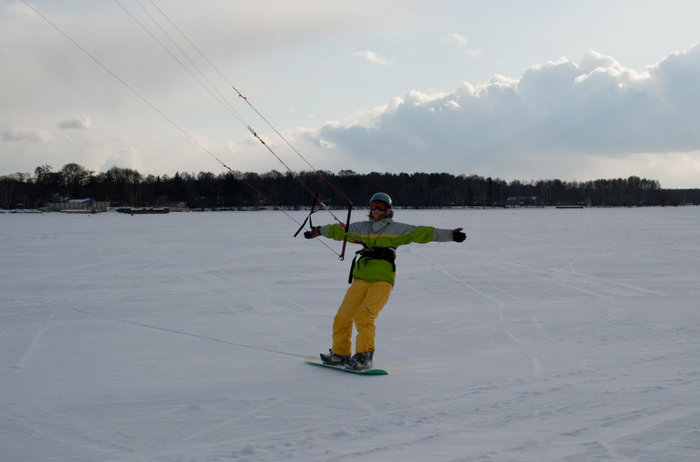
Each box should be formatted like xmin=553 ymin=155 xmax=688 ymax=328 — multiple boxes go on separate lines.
xmin=347 ymin=245 xmax=396 ymax=283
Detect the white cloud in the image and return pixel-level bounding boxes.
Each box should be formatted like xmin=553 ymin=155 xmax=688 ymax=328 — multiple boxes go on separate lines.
xmin=441 ymin=32 xmax=482 ymax=57
xmin=6 ymin=1 xmax=38 ymax=19
xmin=100 ymin=147 xmax=143 ymax=172
xmin=442 ymin=33 xmax=468 ymax=47
xmin=56 ymin=116 xmax=92 ymax=130
xmin=2 ymin=127 xmax=51 ymax=142
xmin=353 ymin=50 xmax=392 ymax=65
xmin=313 ymin=43 xmax=700 ymax=182
xmin=578 ymin=50 xmax=622 ymax=74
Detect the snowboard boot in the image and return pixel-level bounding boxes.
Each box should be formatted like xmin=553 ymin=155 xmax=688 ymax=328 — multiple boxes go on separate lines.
xmin=345 ymin=351 xmax=374 ymax=371
xmin=320 ymin=350 xmax=350 ymax=366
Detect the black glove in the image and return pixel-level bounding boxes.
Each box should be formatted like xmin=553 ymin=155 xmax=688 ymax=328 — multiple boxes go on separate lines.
xmin=452 ymin=227 xmax=466 ymax=242
xmin=304 ymin=226 xmax=321 ymax=239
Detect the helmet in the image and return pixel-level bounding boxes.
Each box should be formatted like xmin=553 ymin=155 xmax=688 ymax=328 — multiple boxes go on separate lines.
xmin=369 ymin=192 xmax=392 ymax=207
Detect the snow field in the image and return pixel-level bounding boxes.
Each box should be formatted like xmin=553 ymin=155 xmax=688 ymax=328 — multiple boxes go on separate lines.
xmin=2 ymin=207 xmax=699 ymax=461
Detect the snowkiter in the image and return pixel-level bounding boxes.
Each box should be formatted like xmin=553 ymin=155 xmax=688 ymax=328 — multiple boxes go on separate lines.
xmin=304 ymin=192 xmax=467 ymax=370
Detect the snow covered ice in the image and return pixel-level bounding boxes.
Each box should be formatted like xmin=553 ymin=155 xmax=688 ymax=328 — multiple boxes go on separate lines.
xmin=2 ymin=207 xmax=700 ymax=462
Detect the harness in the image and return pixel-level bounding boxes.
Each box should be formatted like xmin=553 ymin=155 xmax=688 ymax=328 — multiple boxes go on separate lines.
xmin=348 ymin=244 xmax=396 ymax=283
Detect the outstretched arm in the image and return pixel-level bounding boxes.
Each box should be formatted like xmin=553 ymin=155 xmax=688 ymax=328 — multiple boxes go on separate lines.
xmin=432 ymin=226 xmax=467 ymax=243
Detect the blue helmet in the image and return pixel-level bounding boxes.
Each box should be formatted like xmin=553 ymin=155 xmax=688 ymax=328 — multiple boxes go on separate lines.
xmin=369 ymin=192 xmax=392 ymax=207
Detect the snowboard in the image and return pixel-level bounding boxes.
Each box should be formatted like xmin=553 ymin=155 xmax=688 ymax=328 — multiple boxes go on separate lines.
xmin=304 ymin=356 xmax=388 ymax=375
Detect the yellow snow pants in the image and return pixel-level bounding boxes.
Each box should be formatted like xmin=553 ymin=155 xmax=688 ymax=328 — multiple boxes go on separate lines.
xmin=331 ymin=279 xmax=393 ymax=356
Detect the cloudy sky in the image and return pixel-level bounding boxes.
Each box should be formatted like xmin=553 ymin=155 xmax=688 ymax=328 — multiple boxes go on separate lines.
xmin=2 ymin=0 xmax=700 ymax=187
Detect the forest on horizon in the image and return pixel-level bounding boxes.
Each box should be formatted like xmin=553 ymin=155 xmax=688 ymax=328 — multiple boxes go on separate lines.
xmin=1 ymin=163 xmax=699 ymax=210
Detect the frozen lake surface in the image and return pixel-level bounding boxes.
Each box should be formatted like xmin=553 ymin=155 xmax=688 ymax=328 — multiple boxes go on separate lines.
xmin=2 ymin=207 xmax=699 ymax=461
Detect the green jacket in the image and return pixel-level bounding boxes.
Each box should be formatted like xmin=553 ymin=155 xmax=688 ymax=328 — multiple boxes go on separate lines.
xmin=320 ymin=218 xmax=455 ymax=285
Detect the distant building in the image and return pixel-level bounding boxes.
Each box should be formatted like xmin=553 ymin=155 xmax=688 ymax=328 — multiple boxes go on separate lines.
xmin=505 ymin=196 xmax=538 ymax=208
xmin=49 ymin=198 xmax=108 ymax=213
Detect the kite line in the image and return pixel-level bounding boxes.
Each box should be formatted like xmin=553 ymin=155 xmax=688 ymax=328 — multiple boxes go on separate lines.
xmin=22 ymin=0 xmax=353 ymax=259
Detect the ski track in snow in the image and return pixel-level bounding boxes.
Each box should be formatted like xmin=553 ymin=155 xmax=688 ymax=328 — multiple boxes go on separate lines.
xmin=429 ymin=256 xmax=545 ymax=379
xmin=2 ymin=208 xmax=700 ymax=461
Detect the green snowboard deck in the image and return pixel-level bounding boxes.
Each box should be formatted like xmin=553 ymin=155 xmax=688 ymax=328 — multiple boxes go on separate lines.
xmin=304 ymin=356 xmax=388 ymax=375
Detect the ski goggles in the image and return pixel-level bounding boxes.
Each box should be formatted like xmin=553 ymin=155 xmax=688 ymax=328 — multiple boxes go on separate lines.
xmin=370 ymin=201 xmax=389 ymax=211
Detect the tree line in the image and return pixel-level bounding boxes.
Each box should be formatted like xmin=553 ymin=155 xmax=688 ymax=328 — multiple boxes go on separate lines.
xmin=1 ymin=163 xmax=698 ymax=210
